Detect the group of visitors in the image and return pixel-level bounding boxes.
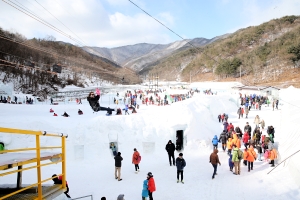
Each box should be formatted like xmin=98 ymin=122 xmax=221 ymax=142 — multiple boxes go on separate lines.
xmin=211 ymin=94 xmax=278 ymax=180
xmin=49 ymin=108 xmax=83 ymax=117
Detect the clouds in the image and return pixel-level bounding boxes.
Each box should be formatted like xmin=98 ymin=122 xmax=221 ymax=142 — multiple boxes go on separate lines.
xmin=0 ymin=0 xmax=174 ymax=47
xmin=0 ymin=0 xmax=299 ymax=48
xmin=227 ymin=0 xmax=300 ymax=34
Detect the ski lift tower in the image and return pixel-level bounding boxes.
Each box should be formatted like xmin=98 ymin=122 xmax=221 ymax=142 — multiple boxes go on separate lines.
xmin=148 ymin=73 xmax=159 ymax=91
xmin=155 ymin=73 xmax=159 ymax=91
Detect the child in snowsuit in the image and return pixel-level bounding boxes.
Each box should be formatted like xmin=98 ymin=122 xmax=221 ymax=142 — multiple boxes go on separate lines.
xmin=228 ymin=154 xmax=234 ymax=172
xmin=142 ymin=179 xmax=149 ymax=200
xmin=110 ymin=143 xmax=117 ymax=156
xmin=212 ymin=135 xmax=219 ymax=150
xmin=256 ymin=143 xmax=263 ymax=161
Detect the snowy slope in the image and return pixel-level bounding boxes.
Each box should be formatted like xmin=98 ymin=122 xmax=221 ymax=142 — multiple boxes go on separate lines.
xmin=0 ymin=87 xmax=300 ymax=200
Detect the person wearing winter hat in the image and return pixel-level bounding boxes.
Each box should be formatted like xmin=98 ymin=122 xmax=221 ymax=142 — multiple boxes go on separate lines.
xmin=117 ymin=194 xmax=124 ymax=200
xmin=147 ymin=172 xmax=156 ymax=200
xmin=165 ymin=140 xmax=175 ymax=166
xmin=132 ymin=148 xmax=141 ymax=173
xmin=176 ymin=153 xmax=186 ymax=183
xmin=114 ymin=152 xmax=123 ymax=181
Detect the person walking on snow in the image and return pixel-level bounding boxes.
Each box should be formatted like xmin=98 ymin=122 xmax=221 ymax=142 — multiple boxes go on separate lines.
xmin=132 ymin=148 xmax=141 ymax=173
xmin=237 ymin=107 xmax=242 ymax=119
xmin=147 ymin=172 xmax=156 ymax=200
xmin=165 ymin=140 xmax=176 ymax=166
xmin=218 ymin=114 xmax=221 ymax=123
xmin=232 ymin=145 xmax=241 ymax=175
xmin=245 ymin=106 xmax=249 ymax=118
xmin=212 ymin=135 xmax=219 ymax=150
xmin=114 ymin=152 xmax=123 ymax=181
xmin=228 ymin=154 xmax=234 ymax=172
xmin=209 ymin=149 xmax=221 ymax=179
xmin=176 ymin=153 xmax=186 ymax=183
xmin=142 ymin=179 xmax=149 ymax=200
xmin=254 ymin=115 xmax=260 ymax=128
xmin=219 ymin=130 xmax=227 ymax=152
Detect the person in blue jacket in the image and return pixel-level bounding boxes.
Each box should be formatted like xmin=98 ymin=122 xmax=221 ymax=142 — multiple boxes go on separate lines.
xmin=212 ymin=135 xmax=219 ymax=150
xmin=142 ymin=179 xmax=149 ymax=200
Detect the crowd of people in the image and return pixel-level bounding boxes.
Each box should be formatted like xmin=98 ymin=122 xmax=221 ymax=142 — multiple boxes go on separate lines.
xmin=211 ymin=94 xmax=278 ymax=179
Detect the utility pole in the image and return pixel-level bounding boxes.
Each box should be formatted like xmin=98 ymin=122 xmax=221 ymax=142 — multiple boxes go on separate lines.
xmin=240 ymin=66 xmax=241 ymax=83
xmin=190 ymin=71 xmax=191 ymax=84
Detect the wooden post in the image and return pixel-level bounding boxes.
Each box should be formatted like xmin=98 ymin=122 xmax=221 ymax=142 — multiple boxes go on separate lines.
xmin=17 ymin=165 xmax=23 ymax=189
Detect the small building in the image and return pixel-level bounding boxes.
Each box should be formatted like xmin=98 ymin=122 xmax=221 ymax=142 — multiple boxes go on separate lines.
xmin=232 ymin=85 xmax=280 ymax=99
xmin=52 ymin=64 xmax=62 ymax=73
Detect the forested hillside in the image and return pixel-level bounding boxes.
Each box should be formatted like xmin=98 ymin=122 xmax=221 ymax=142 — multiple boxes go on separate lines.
xmin=0 ymin=28 xmax=142 ymax=96
xmin=145 ymin=16 xmax=300 ymax=87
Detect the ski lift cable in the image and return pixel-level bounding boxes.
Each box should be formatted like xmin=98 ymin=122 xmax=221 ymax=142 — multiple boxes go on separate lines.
xmin=0 ymin=34 xmax=111 ymax=73
xmin=6 ymin=0 xmax=122 ymax=67
xmin=128 ymin=0 xmax=221 ymax=65
xmin=4 ymin=0 xmax=86 ymax=46
xmin=32 ymin=0 xmax=87 ymax=46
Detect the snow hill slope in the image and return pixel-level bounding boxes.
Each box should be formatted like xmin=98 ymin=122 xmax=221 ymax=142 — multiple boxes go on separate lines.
xmin=0 ymin=89 xmax=299 ymax=200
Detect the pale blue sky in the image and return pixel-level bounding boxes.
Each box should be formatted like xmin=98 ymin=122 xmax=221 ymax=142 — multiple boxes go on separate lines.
xmin=0 ymin=0 xmax=300 ymax=47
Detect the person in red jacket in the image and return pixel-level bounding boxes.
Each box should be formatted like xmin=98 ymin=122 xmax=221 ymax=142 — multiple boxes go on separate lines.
xmin=50 ymin=108 xmax=54 ymax=113
xmin=53 ymin=113 xmax=58 ymax=116
xmin=132 ymin=148 xmax=141 ymax=173
xmin=243 ymin=131 xmax=250 ymax=148
xmin=52 ymin=174 xmax=71 ymax=198
xmin=147 ymin=172 xmax=156 ymax=200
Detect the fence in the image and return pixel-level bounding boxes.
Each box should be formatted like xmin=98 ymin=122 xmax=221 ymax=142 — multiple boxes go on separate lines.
xmin=0 ymin=127 xmax=68 ymax=199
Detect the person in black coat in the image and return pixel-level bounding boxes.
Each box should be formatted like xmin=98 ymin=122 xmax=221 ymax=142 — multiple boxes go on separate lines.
xmin=244 ymin=122 xmax=252 ymax=139
xmin=87 ymin=92 xmax=115 ymax=112
xmin=176 ymin=153 xmax=186 ymax=183
xmin=218 ymin=130 xmax=227 ymax=151
xmin=114 ymin=152 xmax=123 ymax=181
xmin=165 ymin=140 xmax=175 ymax=166
xmin=52 ymin=174 xmax=71 ymax=198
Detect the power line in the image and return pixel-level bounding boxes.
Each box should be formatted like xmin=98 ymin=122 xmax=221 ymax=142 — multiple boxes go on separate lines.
xmin=3 ymin=0 xmax=85 ymax=46
xmin=33 ymin=0 xmax=86 ymax=46
xmin=128 ymin=0 xmax=220 ymax=65
xmin=0 ymin=33 xmax=109 ymax=73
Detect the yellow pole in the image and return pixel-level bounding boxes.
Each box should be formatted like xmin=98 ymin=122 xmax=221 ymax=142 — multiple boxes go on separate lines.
xmin=36 ymin=135 xmax=42 ymax=199
xmin=62 ymin=136 xmax=66 ymax=192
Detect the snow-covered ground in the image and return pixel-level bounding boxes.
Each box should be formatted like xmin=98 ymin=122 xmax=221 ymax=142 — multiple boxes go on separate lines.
xmin=0 ymin=83 xmax=300 ymax=200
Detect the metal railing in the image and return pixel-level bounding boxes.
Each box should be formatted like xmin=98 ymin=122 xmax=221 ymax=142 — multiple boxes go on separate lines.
xmin=72 ymin=194 xmax=93 ymax=200
xmin=0 ymin=127 xmax=68 ymax=199
xmin=267 ymin=149 xmax=300 ymax=174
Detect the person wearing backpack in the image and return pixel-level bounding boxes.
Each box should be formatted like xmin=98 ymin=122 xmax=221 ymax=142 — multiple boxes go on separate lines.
xmin=209 ymin=149 xmax=221 ymax=179
xmin=176 ymin=153 xmax=186 ymax=183
xmin=232 ymin=145 xmax=242 ymax=175
xmin=219 ymin=130 xmax=227 ymax=152
xmin=132 ymin=148 xmax=141 ymax=173
xmin=212 ymin=135 xmax=219 ymax=150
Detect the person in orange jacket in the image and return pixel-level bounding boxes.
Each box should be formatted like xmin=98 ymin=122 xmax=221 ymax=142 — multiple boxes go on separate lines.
xmin=269 ymin=148 xmax=277 ymax=167
xmin=147 ymin=172 xmax=156 ymax=200
xmin=227 ymin=138 xmax=233 ymax=155
xmin=246 ymin=146 xmax=257 ymax=172
xmin=132 ymin=148 xmax=141 ymax=173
